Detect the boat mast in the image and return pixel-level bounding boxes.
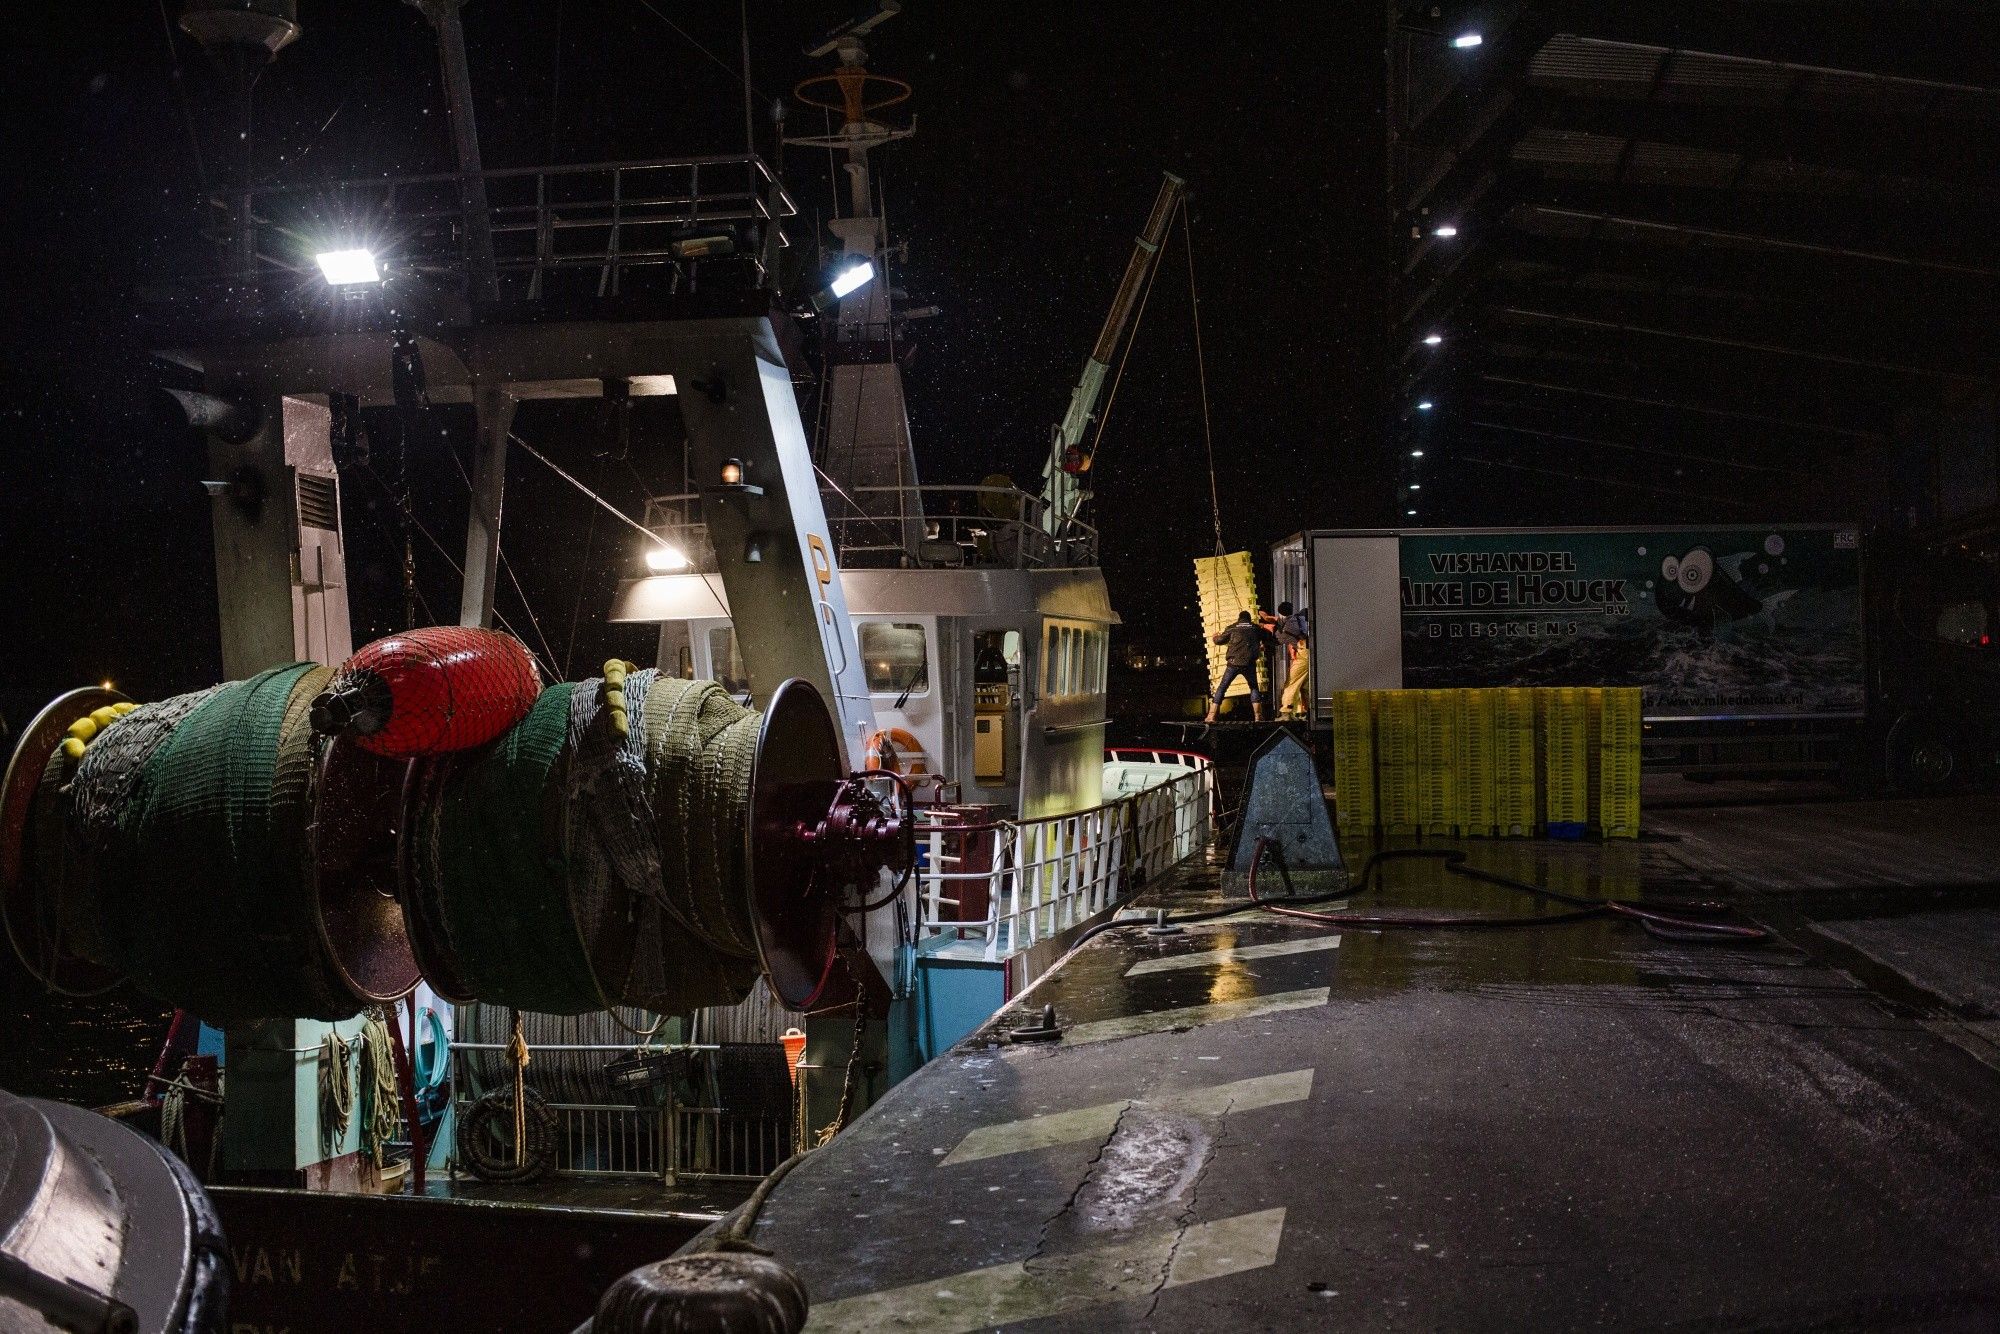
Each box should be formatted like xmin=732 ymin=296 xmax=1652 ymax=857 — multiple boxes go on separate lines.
xmin=787 ymin=5 xmax=923 ymax=550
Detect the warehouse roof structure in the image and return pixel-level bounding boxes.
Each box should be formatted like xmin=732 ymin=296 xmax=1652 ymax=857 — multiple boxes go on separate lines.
xmin=1389 ymin=1 xmax=2000 ymax=538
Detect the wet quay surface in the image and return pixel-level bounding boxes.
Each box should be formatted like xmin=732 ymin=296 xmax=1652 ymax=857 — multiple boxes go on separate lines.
xmin=751 ymin=800 xmax=2000 ymax=1331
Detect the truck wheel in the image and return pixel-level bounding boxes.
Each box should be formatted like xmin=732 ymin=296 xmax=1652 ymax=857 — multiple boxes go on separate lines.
xmin=1884 ymin=712 xmax=1956 ymax=793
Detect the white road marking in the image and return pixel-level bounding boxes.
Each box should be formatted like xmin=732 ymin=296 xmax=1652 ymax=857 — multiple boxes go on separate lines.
xmin=1124 ymin=933 xmax=1342 ymax=977
xmin=803 ymin=1208 xmax=1287 ymax=1333
xmin=1058 ymin=987 xmax=1331 ymax=1046
xmin=941 ymin=1069 xmax=1314 ymax=1166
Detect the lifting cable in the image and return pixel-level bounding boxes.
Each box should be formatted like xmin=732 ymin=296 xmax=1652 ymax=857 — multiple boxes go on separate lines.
xmin=505 ymin=429 xmax=733 ymax=629
xmin=434 ymin=434 xmax=562 ymax=675
xmin=354 ymin=462 xmax=543 ymax=675
xmin=1183 ymin=205 xmax=1226 ymax=558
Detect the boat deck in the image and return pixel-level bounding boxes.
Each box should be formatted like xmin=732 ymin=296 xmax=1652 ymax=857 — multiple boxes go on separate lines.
xmin=744 ymin=793 xmax=2000 ymax=1330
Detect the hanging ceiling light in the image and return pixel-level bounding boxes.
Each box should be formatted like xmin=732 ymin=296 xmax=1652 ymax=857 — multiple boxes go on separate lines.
xmin=314 ymin=248 xmax=381 ymax=286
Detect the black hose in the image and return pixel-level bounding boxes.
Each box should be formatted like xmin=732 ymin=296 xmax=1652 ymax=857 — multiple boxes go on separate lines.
xmin=1337 ymin=847 xmax=1767 ymax=942
xmin=1064 ymin=839 xmax=1766 ymax=952
xmin=457 ymin=1086 xmax=558 ymax=1183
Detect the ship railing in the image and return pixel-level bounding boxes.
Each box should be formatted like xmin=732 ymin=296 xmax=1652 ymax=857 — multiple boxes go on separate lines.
xmin=447 ymin=1040 xmax=793 ymax=1183
xmin=825 ymin=484 xmax=1098 ymax=570
xmin=641 ymin=483 xmax=1099 ymax=573
xmin=214 ymin=153 xmax=796 ymax=302
xmin=914 ymin=752 xmax=1214 ymax=961
xmin=669 ymin=1106 xmax=795 ymax=1182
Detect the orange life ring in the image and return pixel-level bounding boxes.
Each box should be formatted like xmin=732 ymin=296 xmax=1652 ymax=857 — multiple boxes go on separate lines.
xmin=864 ymin=727 xmax=930 ymax=776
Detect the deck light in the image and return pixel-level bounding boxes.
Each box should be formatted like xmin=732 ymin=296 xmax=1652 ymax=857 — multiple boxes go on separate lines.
xmin=314 ymin=248 xmax=381 ymax=286
xmin=1432 ymin=224 xmax=1458 ymax=238
xmin=1410 ymin=483 xmax=1422 ymax=490
xmin=644 ymin=542 xmax=690 ymax=573
xmin=808 ymin=259 xmax=878 ymax=313
xmin=1422 ymin=333 xmax=1444 ymax=346
xmin=1411 ymin=449 xmax=1425 ymax=457
xmin=1417 ymin=400 xmax=1434 ymax=411
xmin=1407 ymin=509 xmax=1418 ymax=516
xmin=1451 ymin=32 xmax=1483 ymax=48
xmin=720 ymin=458 xmax=745 ymax=487
xmin=830 ymin=260 xmax=876 ymax=299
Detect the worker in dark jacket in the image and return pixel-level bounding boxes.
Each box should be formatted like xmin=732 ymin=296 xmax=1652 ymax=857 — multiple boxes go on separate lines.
xmin=1206 ymin=610 xmax=1275 ymax=722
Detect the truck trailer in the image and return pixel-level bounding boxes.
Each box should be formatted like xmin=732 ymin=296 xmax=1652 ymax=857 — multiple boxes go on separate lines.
xmin=1271 ymin=525 xmax=1873 ymax=778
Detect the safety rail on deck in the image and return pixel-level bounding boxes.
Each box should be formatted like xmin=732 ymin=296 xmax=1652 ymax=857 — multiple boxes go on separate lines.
xmin=641 ymin=483 xmax=1099 ymax=574
xmin=447 ymin=1037 xmax=795 ymax=1183
xmin=212 ymin=154 xmax=796 ymax=300
xmin=916 ymin=751 xmax=1214 ymax=961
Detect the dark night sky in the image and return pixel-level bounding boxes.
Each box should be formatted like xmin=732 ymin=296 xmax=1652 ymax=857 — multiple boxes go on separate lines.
xmin=0 ymin=2 xmax=1384 ymax=716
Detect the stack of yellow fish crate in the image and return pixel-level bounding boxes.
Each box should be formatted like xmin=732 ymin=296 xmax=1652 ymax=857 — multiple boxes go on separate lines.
xmin=1375 ymin=690 xmax=1421 ymax=835
xmin=1328 ymin=686 xmax=1642 ymax=839
xmin=1192 ymin=552 xmax=1265 ymax=703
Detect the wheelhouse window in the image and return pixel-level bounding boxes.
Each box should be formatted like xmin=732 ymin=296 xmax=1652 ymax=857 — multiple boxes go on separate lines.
xmin=1042 ymin=622 xmax=1109 ymax=698
xmin=861 ymin=622 xmax=929 ymax=695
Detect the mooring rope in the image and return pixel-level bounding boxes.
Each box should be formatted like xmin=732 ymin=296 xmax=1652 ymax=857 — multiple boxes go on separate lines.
xmin=317 ymin=1028 xmax=353 ymax=1157
xmin=358 ymin=1011 xmax=402 ymax=1167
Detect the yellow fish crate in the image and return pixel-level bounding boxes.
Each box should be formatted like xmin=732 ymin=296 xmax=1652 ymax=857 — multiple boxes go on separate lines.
xmin=1417 ymin=689 xmax=1459 ymax=835
xmin=1598 ymin=686 xmax=1642 ymax=837
xmin=1456 ymin=689 xmax=1499 ymax=837
xmin=1494 ymin=687 xmax=1538 ymax=836
xmin=1330 ymin=690 xmax=1377 ymax=833
xmin=1375 ymin=690 xmax=1421 ymax=836
xmin=1541 ymin=686 xmax=1591 ymax=837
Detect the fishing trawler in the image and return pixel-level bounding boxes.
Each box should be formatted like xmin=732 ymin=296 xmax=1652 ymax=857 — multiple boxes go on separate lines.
xmin=0 ymin=4 xmax=1212 ymax=1330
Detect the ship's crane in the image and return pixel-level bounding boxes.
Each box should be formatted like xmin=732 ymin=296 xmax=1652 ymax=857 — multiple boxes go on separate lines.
xmin=1040 ymin=171 xmax=1187 ymax=540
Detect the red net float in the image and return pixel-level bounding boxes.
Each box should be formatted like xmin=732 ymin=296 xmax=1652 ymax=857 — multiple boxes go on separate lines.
xmin=311 ymin=627 xmax=541 ymax=758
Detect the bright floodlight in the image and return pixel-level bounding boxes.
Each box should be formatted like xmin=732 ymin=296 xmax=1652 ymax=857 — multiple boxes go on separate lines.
xmin=315 ymin=248 xmax=381 ymax=286
xmin=1432 ymin=224 xmax=1458 ymax=238
xmin=1417 ymin=400 xmax=1434 ymax=411
xmin=1422 ymin=333 xmax=1444 ymax=346
xmin=1411 ymin=449 xmax=1425 ymax=457
xmin=644 ymin=542 xmax=690 ymax=573
xmin=829 ymin=260 xmax=876 ymax=299
xmin=1410 ymin=483 xmax=1422 ymax=490
xmin=1451 ymin=32 xmax=1483 ymax=48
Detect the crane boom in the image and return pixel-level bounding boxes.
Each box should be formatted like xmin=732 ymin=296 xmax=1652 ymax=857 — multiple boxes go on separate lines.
xmin=1041 ymin=171 xmax=1187 ymax=537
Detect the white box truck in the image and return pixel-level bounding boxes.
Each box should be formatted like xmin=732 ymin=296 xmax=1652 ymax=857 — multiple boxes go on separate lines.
xmin=1271 ymin=524 xmax=1865 ymax=724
